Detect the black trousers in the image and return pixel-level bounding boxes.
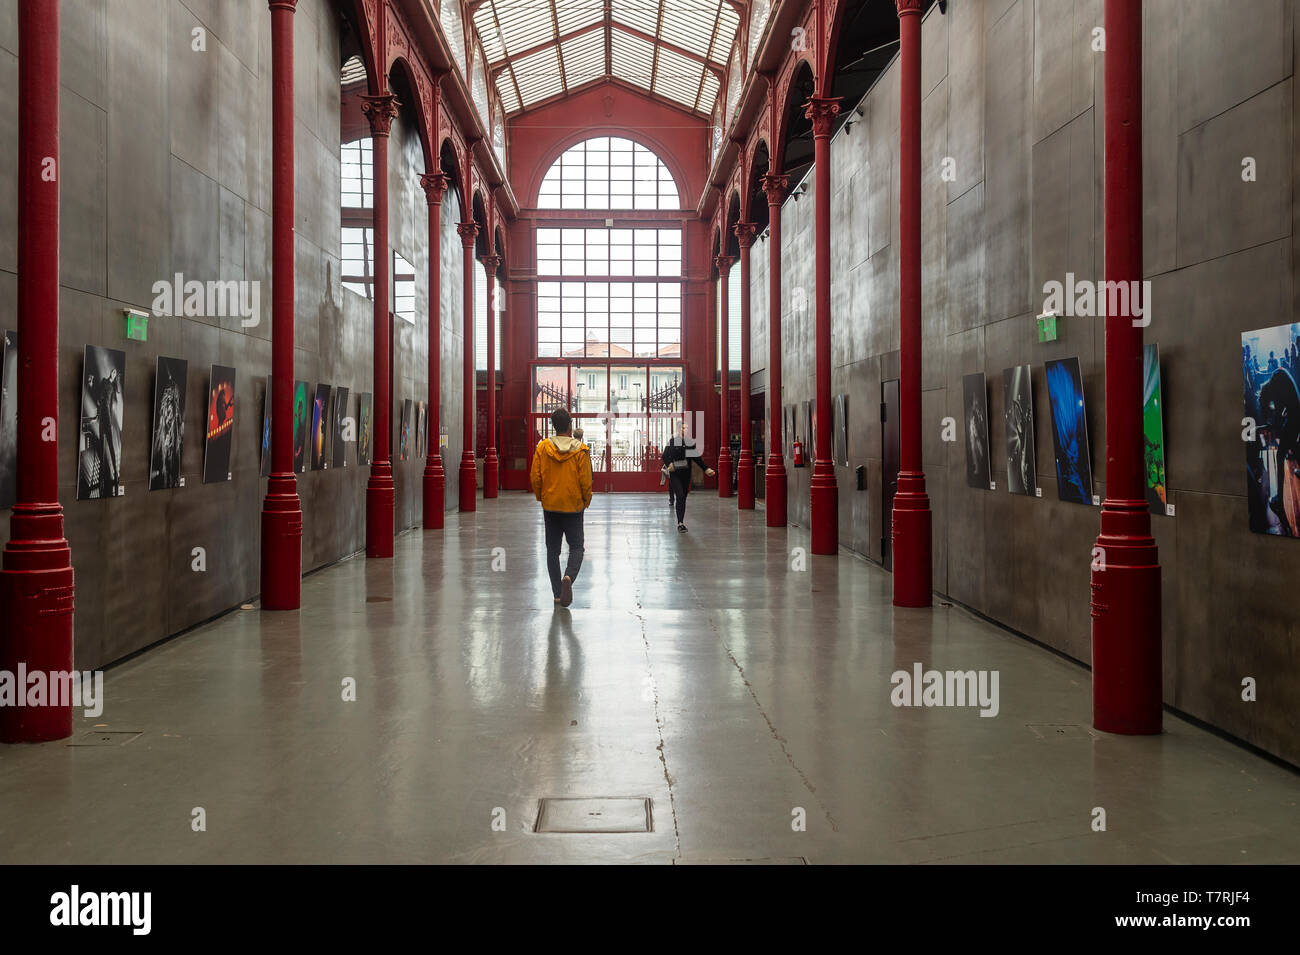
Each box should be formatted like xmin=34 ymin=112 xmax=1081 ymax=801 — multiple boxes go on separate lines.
xmin=543 ymin=510 xmax=584 ymax=598
xmin=669 ymin=470 xmax=691 ymax=523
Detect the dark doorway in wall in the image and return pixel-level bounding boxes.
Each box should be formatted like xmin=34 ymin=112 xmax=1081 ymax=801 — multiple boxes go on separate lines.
xmin=882 ymin=378 xmax=900 ymax=570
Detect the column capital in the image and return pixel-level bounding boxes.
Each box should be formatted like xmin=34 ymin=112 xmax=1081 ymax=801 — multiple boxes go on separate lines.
xmin=268 ymin=0 xmax=298 ymax=9
xmin=714 ymin=253 xmax=735 ymax=273
xmin=457 ymin=221 xmax=479 ymax=246
xmin=419 ymin=172 xmax=448 ymax=205
xmin=896 ymin=0 xmax=925 ymax=16
xmin=760 ymin=172 xmax=789 ymax=205
xmin=734 ymin=222 xmax=758 ymax=250
xmin=480 ymin=253 xmax=501 ymax=273
xmin=361 ymin=94 xmax=401 ymax=137
xmin=804 ymin=96 xmax=842 ymax=138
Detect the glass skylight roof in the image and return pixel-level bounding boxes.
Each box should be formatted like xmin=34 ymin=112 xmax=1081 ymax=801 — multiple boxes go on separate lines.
xmin=472 ymin=0 xmax=739 ymax=116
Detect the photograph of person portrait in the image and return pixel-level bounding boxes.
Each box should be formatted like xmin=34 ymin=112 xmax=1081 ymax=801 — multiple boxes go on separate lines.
xmin=1243 ymin=322 xmax=1300 ymax=536
xmin=399 ymin=398 xmax=412 ymax=461
xmin=963 ymin=372 xmax=990 ymax=488
xmin=149 ymin=356 xmax=188 ymax=490
xmin=0 ymin=330 xmax=17 ymax=508
xmin=260 ymin=378 xmax=272 ymax=478
xmin=202 ymin=365 xmax=236 ymax=483
xmin=1003 ymin=364 xmax=1036 ymax=496
xmin=1045 ymin=357 xmax=1094 ymax=505
xmin=332 ymin=386 xmax=349 ymax=469
xmin=311 ymin=384 xmax=330 ymax=470
xmin=357 ymin=392 xmax=373 ymax=465
xmin=1144 ymin=344 xmax=1167 ymax=514
xmin=292 ymin=379 xmax=310 ymax=473
xmin=77 ymin=345 xmax=126 ymax=500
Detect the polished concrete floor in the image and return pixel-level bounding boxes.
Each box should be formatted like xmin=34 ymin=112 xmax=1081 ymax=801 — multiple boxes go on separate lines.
xmin=1 ymin=491 xmax=1297 ymax=864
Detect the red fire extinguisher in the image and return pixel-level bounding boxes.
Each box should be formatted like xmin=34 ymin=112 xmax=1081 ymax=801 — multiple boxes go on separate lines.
xmin=791 ymin=439 xmax=805 ymax=468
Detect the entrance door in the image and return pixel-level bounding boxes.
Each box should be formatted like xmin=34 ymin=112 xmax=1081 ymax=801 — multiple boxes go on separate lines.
xmin=882 ymin=379 xmax=900 ymax=570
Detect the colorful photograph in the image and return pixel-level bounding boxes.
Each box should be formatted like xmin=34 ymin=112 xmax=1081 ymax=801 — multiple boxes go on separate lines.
xmin=0 ymin=330 xmax=16 ymax=508
xmin=202 ymin=365 xmax=236 ymax=483
xmin=293 ymin=379 xmax=310 ymax=473
xmin=311 ymin=384 xmax=330 ymax=470
xmin=1243 ymin=322 xmax=1300 ymax=536
xmin=1044 ymin=357 xmax=1094 ymax=506
xmin=77 ymin=345 xmax=127 ymax=500
xmin=1143 ymin=344 xmax=1167 ymax=514
xmin=400 ymin=398 xmax=413 ymax=461
xmin=260 ymin=378 xmax=272 ymax=477
xmin=149 ymin=357 xmax=188 ymax=490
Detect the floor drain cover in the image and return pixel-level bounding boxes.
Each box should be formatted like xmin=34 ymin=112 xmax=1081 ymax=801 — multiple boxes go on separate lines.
xmin=1027 ymin=723 xmax=1093 ymax=740
xmin=675 ymin=857 xmax=808 ymax=865
xmin=67 ymin=731 xmax=143 ymax=747
xmin=535 ymin=797 xmax=653 ymax=833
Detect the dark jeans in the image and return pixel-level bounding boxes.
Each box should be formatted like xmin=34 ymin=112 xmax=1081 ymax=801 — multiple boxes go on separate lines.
xmin=543 ymin=510 xmax=585 ymax=598
xmin=669 ymin=471 xmax=691 ymax=523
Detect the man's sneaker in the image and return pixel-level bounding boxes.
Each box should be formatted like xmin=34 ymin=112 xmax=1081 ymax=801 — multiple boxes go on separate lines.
xmin=560 ymin=575 xmax=574 ymax=607
xmin=678 ymin=523 xmax=687 ymax=533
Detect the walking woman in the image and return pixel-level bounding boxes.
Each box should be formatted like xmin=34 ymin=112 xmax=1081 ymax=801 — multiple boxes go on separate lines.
xmin=661 ymin=426 xmax=715 ymax=533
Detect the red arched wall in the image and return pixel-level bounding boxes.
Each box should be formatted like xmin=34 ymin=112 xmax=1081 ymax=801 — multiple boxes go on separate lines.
xmin=499 ymin=82 xmax=718 ymax=490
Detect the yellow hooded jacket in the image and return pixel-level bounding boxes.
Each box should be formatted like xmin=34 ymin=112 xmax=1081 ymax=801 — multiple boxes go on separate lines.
xmin=530 ymin=434 xmax=593 ymax=513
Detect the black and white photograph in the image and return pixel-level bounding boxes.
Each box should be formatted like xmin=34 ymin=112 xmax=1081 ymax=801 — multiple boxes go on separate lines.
xmin=149 ymin=356 xmax=188 ymax=490
xmin=963 ymin=371 xmax=990 ymax=489
xmin=0 ymin=329 xmax=16 ymax=508
xmin=1003 ymin=364 xmax=1036 ymax=496
xmin=77 ymin=345 xmax=126 ymax=500
xmin=202 ymin=365 xmax=236 ymax=484
xmin=332 ymin=386 xmax=349 ymax=468
xmin=832 ymin=393 xmax=848 ymax=467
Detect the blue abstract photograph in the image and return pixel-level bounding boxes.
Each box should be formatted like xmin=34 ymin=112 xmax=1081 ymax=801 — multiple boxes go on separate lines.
xmin=1045 ymin=357 xmax=1093 ymax=505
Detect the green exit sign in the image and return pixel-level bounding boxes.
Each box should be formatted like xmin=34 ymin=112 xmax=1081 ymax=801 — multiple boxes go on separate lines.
xmin=1036 ymin=312 xmax=1058 ymax=343
xmin=124 ymin=309 xmax=148 ymax=341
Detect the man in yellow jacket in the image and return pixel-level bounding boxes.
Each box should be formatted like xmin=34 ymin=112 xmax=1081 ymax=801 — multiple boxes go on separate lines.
xmin=530 ymin=408 xmax=593 ymax=607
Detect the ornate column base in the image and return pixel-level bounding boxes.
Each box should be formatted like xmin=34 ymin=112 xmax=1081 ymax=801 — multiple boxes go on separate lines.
xmin=459 ymin=452 xmax=477 ymax=512
xmin=809 ymin=459 xmax=838 ymax=554
xmin=765 ymin=453 xmax=788 ymax=527
xmin=717 ymin=448 xmax=733 ymax=498
xmin=365 ymin=465 xmax=395 ymax=558
xmin=736 ymin=450 xmax=755 ymax=509
xmin=484 ymin=449 xmax=499 ymax=499
xmin=0 ymin=505 xmax=74 ymax=743
xmin=891 ymin=471 xmax=932 ymax=607
xmin=422 ymin=454 xmax=445 ymax=530
xmin=1091 ymin=499 xmax=1162 ymax=734
xmin=260 ymin=474 xmax=302 ymax=608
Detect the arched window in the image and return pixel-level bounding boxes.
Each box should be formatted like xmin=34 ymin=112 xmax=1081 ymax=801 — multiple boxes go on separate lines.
xmin=537 ymin=137 xmax=679 ymax=211
xmin=441 ymin=0 xmax=466 ymax=77
xmin=340 ymin=55 xmax=374 ymax=299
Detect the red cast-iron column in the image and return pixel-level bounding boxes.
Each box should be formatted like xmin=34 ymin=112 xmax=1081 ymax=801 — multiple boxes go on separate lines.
xmin=1 ymin=0 xmax=74 ymax=743
xmin=259 ymin=0 xmax=302 ymax=610
xmin=1092 ymin=0 xmax=1161 ymax=734
xmin=458 ymin=221 xmax=479 ymax=512
xmin=362 ymin=92 xmax=399 ymax=558
xmin=891 ymin=0 xmax=933 ymax=606
xmin=762 ymin=173 xmax=789 ymax=527
xmin=715 ymin=254 xmax=735 ymax=496
xmin=420 ymin=172 xmax=447 ymax=529
xmin=481 ymin=252 xmax=500 ymax=499
xmin=734 ymin=222 xmax=757 ymax=509
xmin=806 ymin=96 xmax=840 ymax=555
